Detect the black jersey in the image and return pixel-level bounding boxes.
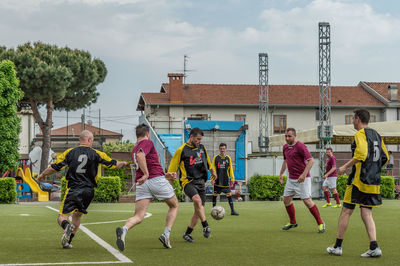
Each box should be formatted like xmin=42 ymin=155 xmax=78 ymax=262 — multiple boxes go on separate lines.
xmin=51 ymin=145 xmax=117 ymax=188
xmin=168 ymin=143 xmax=212 ymax=189
xmin=212 ymin=154 xmax=235 ymax=187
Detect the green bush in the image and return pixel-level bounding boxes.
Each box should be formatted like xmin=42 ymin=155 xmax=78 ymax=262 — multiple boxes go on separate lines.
xmin=380 ymin=176 xmax=395 ymax=199
xmin=60 ymin=176 xmax=121 ymax=203
xmin=104 ymin=166 xmax=131 ymax=192
xmin=0 ymin=178 xmax=17 ymax=203
xmin=336 ymin=175 xmax=395 ymax=199
xmin=172 ymin=179 xmax=183 ymax=201
xmin=248 ymin=174 xmax=287 ymax=201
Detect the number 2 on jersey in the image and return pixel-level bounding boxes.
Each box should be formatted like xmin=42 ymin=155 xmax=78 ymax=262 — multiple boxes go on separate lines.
xmin=77 ymin=154 xmax=88 ymax=173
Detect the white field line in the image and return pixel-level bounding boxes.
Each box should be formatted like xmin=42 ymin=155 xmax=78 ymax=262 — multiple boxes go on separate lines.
xmin=1 ymin=261 xmax=127 ymax=266
xmin=45 ymin=206 xmax=132 ymax=263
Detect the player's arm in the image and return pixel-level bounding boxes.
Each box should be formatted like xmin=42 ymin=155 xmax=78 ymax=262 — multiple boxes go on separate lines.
xmin=298 ymin=158 xmax=314 ymax=183
xmin=279 ymin=160 xmax=287 ymax=184
xmin=339 ymin=131 xmax=366 ymax=174
xmin=211 ymin=155 xmax=217 ymax=184
xmin=228 ymin=156 xmax=235 ymax=182
xmin=324 ymin=164 xmax=336 ymax=178
xmin=135 ymin=151 xmax=150 ymax=185
xmin=204 ymin=146 xmax=216 ymax=177
xmin=38 ymin=149 xmax=71 ymax=182
xmin=381 ymin=139 xmax=389 ymax=166
xmin=168 ymin=145 xmax=184 ymax=173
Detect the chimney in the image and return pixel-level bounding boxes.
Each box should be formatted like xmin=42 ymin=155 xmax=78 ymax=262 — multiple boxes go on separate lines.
xmin=388 ymin=84 xmax=398 ymax=101
xmin=168 ymin=73 xmax=184 ymax=103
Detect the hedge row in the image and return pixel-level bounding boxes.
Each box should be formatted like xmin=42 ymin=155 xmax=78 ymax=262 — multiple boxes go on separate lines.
xmin=61 ymin=176 xmax=121 ymax=203
xmin=0 ymin=178 xmax=16 ymax=203
xmin=248 ymin=175 xmax=396 ymax=200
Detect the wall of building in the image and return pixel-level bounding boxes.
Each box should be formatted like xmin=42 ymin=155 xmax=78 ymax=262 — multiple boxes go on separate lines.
xmin=18 ymin=111 xmax=35 ymax=158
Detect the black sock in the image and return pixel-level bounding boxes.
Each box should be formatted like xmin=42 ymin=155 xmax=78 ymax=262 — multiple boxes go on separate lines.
xmin=334 ymin=238 xmax=343 ymax=248
xmin=185 ymin=227 xmax=193 ymax=235
xmin=201 ymin=220 xmax=209 ymax=228
xmin=212 ymin=196 xmax=217 ymax=207
xmin=370 ymin=241 xmax=378 ymax=250
xmin=61 ymin=220 xmax=70 ymax=230
xmin=68 ymin=233 xmax=75 ymax=244
xmin=227 ymin=196 xmax=234 ymax=212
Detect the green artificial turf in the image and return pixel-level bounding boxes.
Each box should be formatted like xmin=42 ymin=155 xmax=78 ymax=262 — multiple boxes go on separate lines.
xmin=0 ymin=200 xmax=399 ymax=265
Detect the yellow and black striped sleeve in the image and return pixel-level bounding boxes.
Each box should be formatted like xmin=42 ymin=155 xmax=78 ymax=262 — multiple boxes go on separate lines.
xmin=203 ymin=146 xmax=212 ymax=170
xmin=168 ymin=144 xmax=185 ymax=173
xmin=95 ymin=150 xmax=117 ymax=169
xmin=211 ymin=155 xmax=217 ymax=180
xmin=228 ymin=155 xmax=235 ymax=182
xmin=381 ymin=139 xmax=389 ymax=166
xmin=51 ymin=148 xmax=73 ymax=171
xmin=353 ymin=129 xmax=368 ymax=162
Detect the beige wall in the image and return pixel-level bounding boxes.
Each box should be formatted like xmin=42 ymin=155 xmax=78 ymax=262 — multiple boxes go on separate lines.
xmin=145 ymin=105 xmax=384 ymax=152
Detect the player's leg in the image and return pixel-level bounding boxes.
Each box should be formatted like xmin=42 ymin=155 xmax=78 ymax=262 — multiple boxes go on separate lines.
xmin=282 ymin=178 xmax=297 ymax=229
xmin=159 ymin=195 xmax=179 ymax=248
xmin=62 ymin=211 xmax=83 ymax=249
xmin=58 ymin=189 xmax=78 ymax=248
xmin=116 ymin=198 xmax=152 ymax=251
xmin=360 ymin=207 xmax=381 ymax=257
xmin=191 ymin=192 xmax=211 ymax=238
xmin=301 ymin=178 xmax=324 ymax=233
xmin=225 ymin=191 xmax=239 ymax=215
xmin=331 ymin=187 xmax=341 ymax=207
xmin=322 ymin=182 xmax=331 ymax=207
xmin=183 ymin=183 xmax=201 ymax=242
xmin=58 ymin=214 xmax=74 ymax=248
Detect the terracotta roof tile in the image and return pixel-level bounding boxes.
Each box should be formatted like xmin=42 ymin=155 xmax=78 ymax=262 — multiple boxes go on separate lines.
xmin=140 ymin=84 xmax=384 ymax=107
xmin=36 ymin=122 xmax=123 ymax=137
xmin=364 ymin=82 xmax=400 ymax=101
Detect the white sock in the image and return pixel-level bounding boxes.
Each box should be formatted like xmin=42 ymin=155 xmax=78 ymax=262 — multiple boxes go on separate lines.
xmin=122 ymin=226 xmax=128 ymax=234
xmin=163 ymin=227 xmax=171 ymax=238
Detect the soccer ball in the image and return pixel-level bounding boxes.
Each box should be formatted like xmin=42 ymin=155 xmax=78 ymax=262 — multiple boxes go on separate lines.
xmin=211 ymin=206 xmax=225 ymax=220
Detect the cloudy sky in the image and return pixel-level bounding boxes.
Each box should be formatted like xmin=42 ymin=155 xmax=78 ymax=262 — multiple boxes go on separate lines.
xmin=2 ymin=0 xmax=400 ymax=141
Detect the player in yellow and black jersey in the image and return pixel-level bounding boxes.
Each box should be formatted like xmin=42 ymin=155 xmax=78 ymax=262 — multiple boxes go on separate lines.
xmin=327 ymin=109 xmax=388 ymax=257
xmin=168 ymin=127 xmax=216 ymax=243
xmin=211 ymin=143 xmax=239 ymax=215
xmin=37 ymin=130 xmax=129 ymax=249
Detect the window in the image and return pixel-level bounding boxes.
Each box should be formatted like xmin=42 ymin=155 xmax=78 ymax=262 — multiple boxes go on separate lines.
xmin=370 ymin=115 xmax=376 ymax=123
xmin=188 ymin=114 xmax=208 ymax=120
xmin=234 ymin=114 xmax=246 ymax=121
xmin=273 ymin=115 xmax=287 ymax=134
xmin=345 ymin=115 xmax=353 ymax=125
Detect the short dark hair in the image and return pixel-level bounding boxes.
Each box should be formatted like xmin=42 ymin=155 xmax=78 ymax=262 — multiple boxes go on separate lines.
xmin=190 ymin=127 xmax=204 ymax=137
xmin=219 ymin=143 xmax=227 ymax=148
xmin=389 ymin=151 xmax=392 ymax=154
xmin=136 ymin=124 xmax=149 ymax=138
xmin=354 ymin=109 xmax=370 ymax=124
xmin=286 ymin=128 xmax=296 ymax=135
xmin=326 ymin=147 xmax=333 ymax=152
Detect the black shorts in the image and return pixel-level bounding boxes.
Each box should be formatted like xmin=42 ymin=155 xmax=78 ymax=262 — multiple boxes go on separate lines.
xmin=60 ymin=187 xmax=95 ymax=215
xmin=343 ymin=202 xmax=372 ymax=210
xmin=184 ymin=180 xmax=206 ymax=206
xmin=387 ymin=164 xmax=393 ymax=170
xmin=213 ymin=185 xmax=231 ymax=194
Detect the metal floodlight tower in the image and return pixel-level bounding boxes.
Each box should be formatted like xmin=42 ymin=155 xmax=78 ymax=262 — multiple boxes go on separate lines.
xmin=318 ymin=22 xmax=333 ymax=181
xmin=258 ymin=53 xmax=269 ymax=153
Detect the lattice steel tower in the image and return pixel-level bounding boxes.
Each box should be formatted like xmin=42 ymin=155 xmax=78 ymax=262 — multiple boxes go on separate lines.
xmin=258 ymin=53 xmax=269 ymax=153
xmin=318 ymin=22 xmax=333 ymax=180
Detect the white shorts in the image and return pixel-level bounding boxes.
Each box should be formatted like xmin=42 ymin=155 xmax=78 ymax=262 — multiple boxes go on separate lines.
xmin=322 ymin=176 xmax=337 ymax=189
xmin=283 ymin=177 xmax=312 ymax=199
xmin=135 ymin=176 xmax=175 ymax=202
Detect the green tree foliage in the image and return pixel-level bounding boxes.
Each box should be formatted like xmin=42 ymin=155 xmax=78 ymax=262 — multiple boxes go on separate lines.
xmin=0 ymin=42 xmax=107 ymax=172
xmin=248 ymin=174 xmax=287 ymax=200
xmin=0 ymin=60 xmax=23 ymax=172
xmin=103 ymin=140 xmax=135 ymax=154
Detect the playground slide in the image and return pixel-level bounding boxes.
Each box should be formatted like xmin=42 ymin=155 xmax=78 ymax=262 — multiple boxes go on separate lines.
xmin=16 ymin=168 xmax=49 ymax=201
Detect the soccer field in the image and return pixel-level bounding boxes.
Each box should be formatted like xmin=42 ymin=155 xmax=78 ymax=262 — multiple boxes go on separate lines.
xmin=0 ymin=200 xmax=399 ymax=266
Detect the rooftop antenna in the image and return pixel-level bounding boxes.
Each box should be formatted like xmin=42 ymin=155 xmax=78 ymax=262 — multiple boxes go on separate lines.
xmin=175 ymin=55 xmax=196 ymax=85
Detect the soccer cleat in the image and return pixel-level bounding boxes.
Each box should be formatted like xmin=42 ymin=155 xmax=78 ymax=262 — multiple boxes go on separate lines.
xmin=116 ymin=227 xmax=126 ymax=251
xmin=322 ymin=203 xmax=332 ymax=208
xmin=282 ymin=223 xmax=298 ymax=230
xmin=182 ymin=233 xmax=194 ymax=243
xmin=61 ymin=223 xmax=74 ymax=247
xmin=159 ymin=233 xmax=172 ymax=249
xmin=231 ymin=211 xmax=239 ymax=216
xmin=63 ymin=243 xmax=73 ymax=249
xmin=361 ymin=247 xmax=382 ymax=258
xmin=332 ymin=204 xmax=342 ymax=208
xmin=327 ymin=246 xmax=342 ymax=256
xmin=318 ymin=223 xmax=326 ymax=234
xmin=203 ymin=226 xmax=211 ymax=238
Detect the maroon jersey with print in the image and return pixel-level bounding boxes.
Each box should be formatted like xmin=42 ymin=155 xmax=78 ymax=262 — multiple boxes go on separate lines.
xmin=325 ymin=156 xmax=337 ymax=177
xmin=132 ymin=139 xmax=164 ymax=181
xmin=283 ymin=141 xmax=313 ymax=180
